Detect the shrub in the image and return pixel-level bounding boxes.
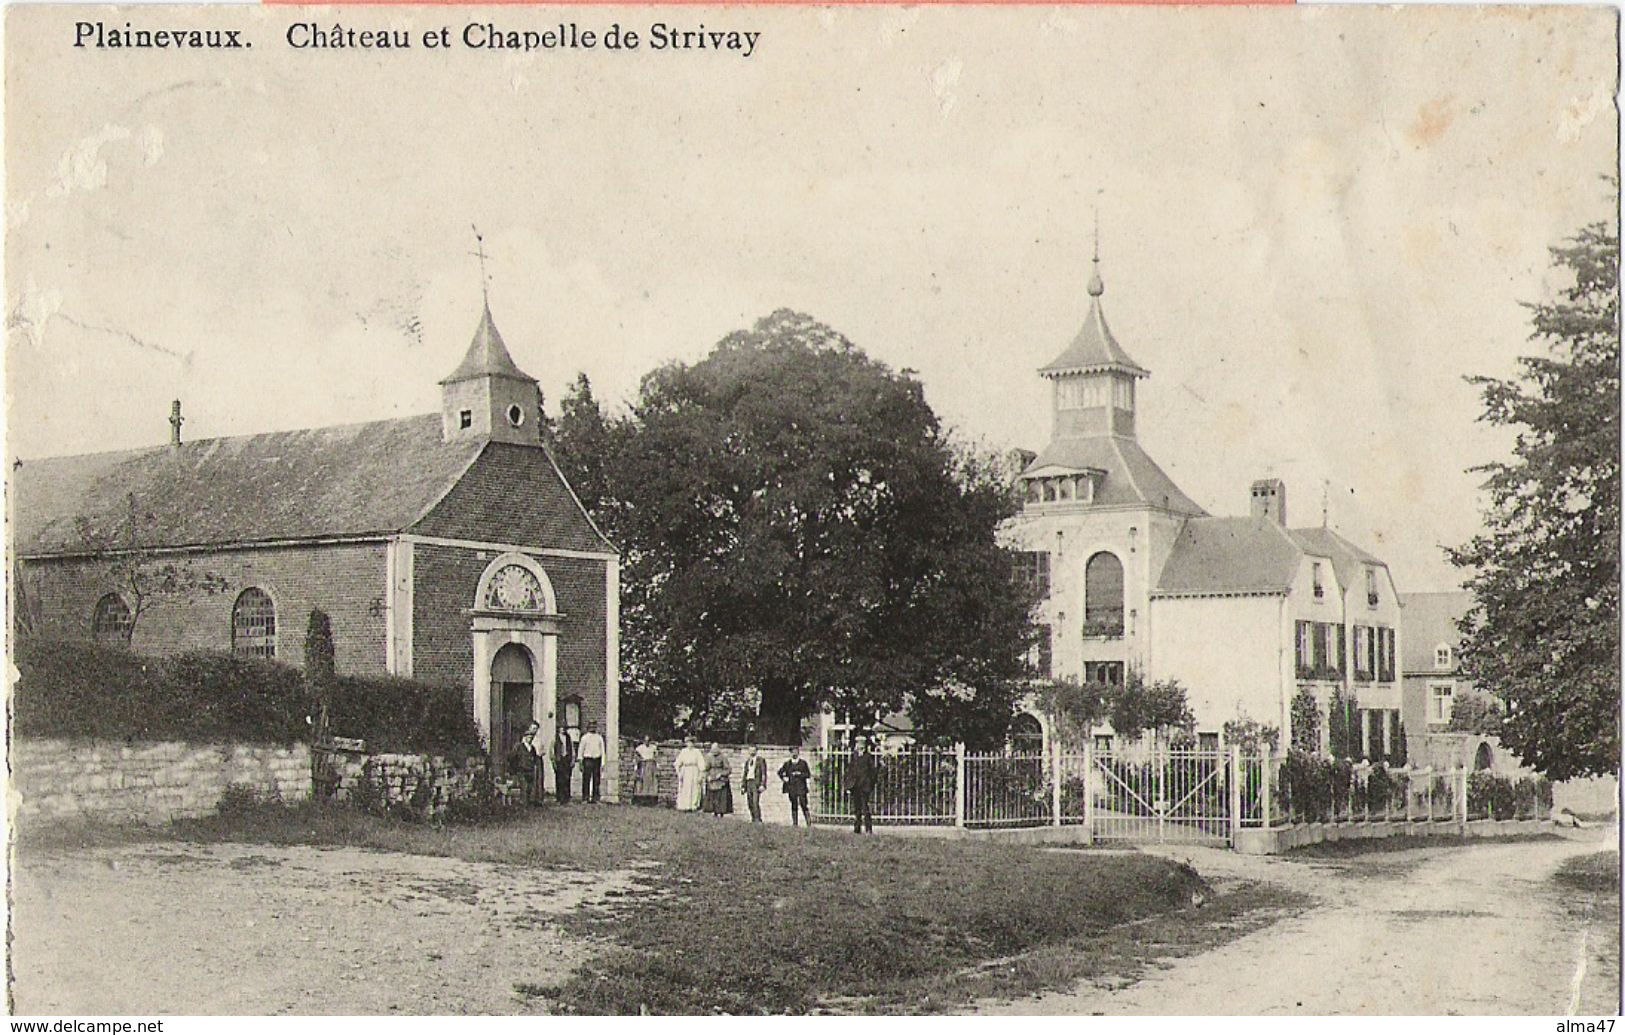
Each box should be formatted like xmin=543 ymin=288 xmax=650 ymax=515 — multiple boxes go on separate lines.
xmin=217 ymin=782 xmax=263 ymax=815
xmin=162 ymin=651 xmax=307 ymax=743
xmin=12 ymin=637 xmax=162 ymax=739
xmin=12 ymin=638 xmax=306 ymax=743
xmin=1280 ymin=750 xmax=1332 ymax=823
xmin=13 ymin=637 xmax=482 ymax=757
xmin=327 ymin=674 xmax=484 ymax=758
xmin=1467 ymin=771 xmax=1519 ymax=819
xmin=1366 ymin=763 xmax=1395 ymax=815
xmin=1290 ymin=687 xmax=1321 ymax=753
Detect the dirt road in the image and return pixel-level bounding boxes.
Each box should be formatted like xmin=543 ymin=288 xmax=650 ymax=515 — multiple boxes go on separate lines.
xmin=11 ymin=842 xmax=650 ymax=1015
xmin=981 ymin=832 xmax=1620 ymax=1015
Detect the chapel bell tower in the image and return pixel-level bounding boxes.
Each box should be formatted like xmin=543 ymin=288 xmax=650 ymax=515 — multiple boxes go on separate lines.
xmin=439 ymin=304 xmax=544 ymax=447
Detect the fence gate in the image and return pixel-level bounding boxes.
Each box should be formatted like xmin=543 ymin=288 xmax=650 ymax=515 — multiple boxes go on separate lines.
xmin=1085 ymin=747 xmax=1232 ymax=846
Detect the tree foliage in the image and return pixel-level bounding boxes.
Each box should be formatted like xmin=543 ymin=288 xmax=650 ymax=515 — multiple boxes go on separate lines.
xmin=1445 ymin=689 xmax=1505 ymax=736
xmin=1037 ymin=670 xmax=1194 ymax=748
xmin=552 ymin=309 xmax=1037 ymax=744
xmin=1450 ymin=218 xmax=1620 ymax=780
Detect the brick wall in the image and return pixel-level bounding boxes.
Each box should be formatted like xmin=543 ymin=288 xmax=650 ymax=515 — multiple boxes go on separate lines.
xmin=20 ymin=542 xmax=390 ymax=675
xmin=618 ymin=740 xmax=810 ymax=826
xmin=412 ymin=544 xmax=608 ymax=725
xmin=12 ymin=738 xmax=311 ymax=825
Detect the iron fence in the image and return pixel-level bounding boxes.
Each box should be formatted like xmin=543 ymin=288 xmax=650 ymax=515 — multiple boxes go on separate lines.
xmin=805 ymin=743 xmax=1553 ymax=843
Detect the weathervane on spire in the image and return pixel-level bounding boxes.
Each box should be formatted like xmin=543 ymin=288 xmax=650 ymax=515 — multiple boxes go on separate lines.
xmin=1087 ymin=194 xmax=1105 ymax=298
xmin=470 ymin=224 xmax=491 ymax=307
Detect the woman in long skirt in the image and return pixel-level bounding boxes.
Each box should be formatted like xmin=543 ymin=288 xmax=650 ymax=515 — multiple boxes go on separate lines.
xmin=674 ymin=737 xmax=705 ymax=811
xmin=633 ymin=737 xmax=660 ymax=805
xmin=703 ymin=743 xmax=733 ymax=817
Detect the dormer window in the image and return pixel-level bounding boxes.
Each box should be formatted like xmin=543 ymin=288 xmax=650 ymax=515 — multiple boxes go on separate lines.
xmin=459 ymin=409 xmax=473 ymax=430
xmin=1022 ymin=472 xmax=1098 ymax=508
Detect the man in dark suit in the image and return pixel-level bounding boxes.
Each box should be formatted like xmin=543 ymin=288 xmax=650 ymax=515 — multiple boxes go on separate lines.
xmin=845 ymin=736 xmax=877 ymax=834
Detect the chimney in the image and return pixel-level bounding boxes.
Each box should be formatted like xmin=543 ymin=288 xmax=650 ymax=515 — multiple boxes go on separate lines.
xmin=169 ymin=400 xmax=184 ymax=446
xmin=1250 ymin=478 xmax=1285 ymax=525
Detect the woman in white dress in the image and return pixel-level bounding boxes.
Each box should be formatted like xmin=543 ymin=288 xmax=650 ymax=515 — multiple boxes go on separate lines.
xmin=674 ymin=736 xmax=706 ymax=812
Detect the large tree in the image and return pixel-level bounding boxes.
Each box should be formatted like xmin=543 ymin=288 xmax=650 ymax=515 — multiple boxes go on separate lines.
xmin=1450 ymin=219 xmax=1620 ymax=780
xmin=556 ymin=309 xmax=1037 ymax=745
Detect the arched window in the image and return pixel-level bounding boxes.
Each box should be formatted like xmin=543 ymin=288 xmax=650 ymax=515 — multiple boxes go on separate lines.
xmin=1084 ymin=551 xmax=1125 ymax=637
xmin=232 ymin=588 xmax=277 ymax=658
xmin=92 ymin=593 xmax=133 ymax=644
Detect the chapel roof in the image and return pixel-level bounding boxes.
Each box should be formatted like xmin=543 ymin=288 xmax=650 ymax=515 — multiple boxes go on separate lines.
xmin=12 ymin=413 xmax=612 ymax=556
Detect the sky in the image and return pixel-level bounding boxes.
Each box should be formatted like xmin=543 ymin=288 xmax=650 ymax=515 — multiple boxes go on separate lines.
xmin=5 ymin=4 xmax=1618 ymax=593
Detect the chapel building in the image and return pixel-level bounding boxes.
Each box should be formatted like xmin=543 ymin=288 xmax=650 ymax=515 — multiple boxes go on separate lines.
xmin=11 ymin=305 xmax=620 ymax=796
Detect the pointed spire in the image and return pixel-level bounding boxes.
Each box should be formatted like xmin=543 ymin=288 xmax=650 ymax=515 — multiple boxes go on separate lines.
xmin=1087 ymin=207 xmax=1105 ymax=298
xmin=1039 ymin=218 xmax=1146 ymax=380
xmin=440 ymin=304 xmax=535 ymax=385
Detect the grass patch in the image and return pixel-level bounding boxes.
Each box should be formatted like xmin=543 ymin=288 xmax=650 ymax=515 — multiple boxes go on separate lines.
xmin=1288 ymin=832 xmax=1560 ymax=859
xmin=18 ymin=802 xmax=1286 ymax=1014
xmin=1554 ymin=849 xmax=1621 ymax=895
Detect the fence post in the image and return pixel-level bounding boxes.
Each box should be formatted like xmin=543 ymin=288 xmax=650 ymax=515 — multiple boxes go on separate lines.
xmin=954 ymin=742 xmax=966 ymax=830
xmin=1456 ymin=767 xmax=1469 ymax=832
xmin=1082 ymin=738 xmax=1096 ymax=845
xmin=1403 ymin=767 xmax=1413 ymax=824
xmin=1261 ymin=748 xmax=1272 ymax=831
xmin=1050 ymin=734 xmax=1062 ymax=828
xmin=1228 ymin=745 xmax=1242 ymax=845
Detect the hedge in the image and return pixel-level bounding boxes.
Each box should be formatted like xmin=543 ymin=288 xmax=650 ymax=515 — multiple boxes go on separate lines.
xmin=14 ymin=638 xmax=306 ymax=743
xmin=327 ymin=674 xmax=483 ymax=758
xmin=14 ymin=636 xmax=483 ymax=756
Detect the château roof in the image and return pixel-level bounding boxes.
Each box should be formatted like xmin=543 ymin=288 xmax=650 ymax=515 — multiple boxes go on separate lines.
xmin=12 ymin=414 xmax=614 ymax=556
xmin=1022 ymin=435 xmax=1206 ymax=515
xmin=1399 ymin=590 xmax=1472 ymax=671
xmin=1286 ymin=526 xmax=1388 ymax=596
xmin=1153 ymin=518 xmax=1394 ymax=600
xmin=440 ymin=305 xmax=534 ymax=384
xmin=1039 ymin=261 xmax=1149 ymax=379
xmin=1153 ymin=517 xmax=1306 ymax=597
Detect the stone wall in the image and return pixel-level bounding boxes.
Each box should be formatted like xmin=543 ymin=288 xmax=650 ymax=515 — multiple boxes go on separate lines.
xmin=618 ymin=740 xmax=811 ymax=826
xmin=322 ymin=749 xmax=490 ymax=817
xmin=12 ymin=738 xmax=311 ymax=825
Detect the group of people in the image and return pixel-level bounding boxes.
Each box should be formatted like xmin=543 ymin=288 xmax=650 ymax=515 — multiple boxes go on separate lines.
xmin=506 ymin=720 xmax=607 ymax=804
xmin=631 ymin=736 xmax=880 ymax=833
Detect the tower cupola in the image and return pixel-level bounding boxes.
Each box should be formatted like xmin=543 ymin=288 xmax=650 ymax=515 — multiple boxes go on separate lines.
xmin=439 ymin=304 xmax=543 ymax=446
xmin=1038 ymin=249 xmax=1148 ymax=440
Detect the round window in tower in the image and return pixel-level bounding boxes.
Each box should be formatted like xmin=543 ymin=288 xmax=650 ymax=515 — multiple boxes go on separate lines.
xmin=506 ymin=404 xmax=525 ymax=427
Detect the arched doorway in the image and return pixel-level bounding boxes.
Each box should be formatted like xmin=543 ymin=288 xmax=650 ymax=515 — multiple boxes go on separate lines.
xmin=492 ymin=642 xmax=535 ymax=775
xmin=1011 ymin=713 xmax=1044 ymax=754
xmin=1474 ymin=741 xmax=1494 ymax=771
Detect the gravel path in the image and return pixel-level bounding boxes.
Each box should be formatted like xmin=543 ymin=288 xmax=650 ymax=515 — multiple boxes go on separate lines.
xmin=11 ymin=842 xmax=651 ymax=1015
xmin=980 ymin=831 xmax=1619 ymax=1015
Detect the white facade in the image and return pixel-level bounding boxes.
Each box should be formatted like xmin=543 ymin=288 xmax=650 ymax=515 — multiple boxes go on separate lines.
xmin=1003 ymin=259 xmax=1403 ymax=753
